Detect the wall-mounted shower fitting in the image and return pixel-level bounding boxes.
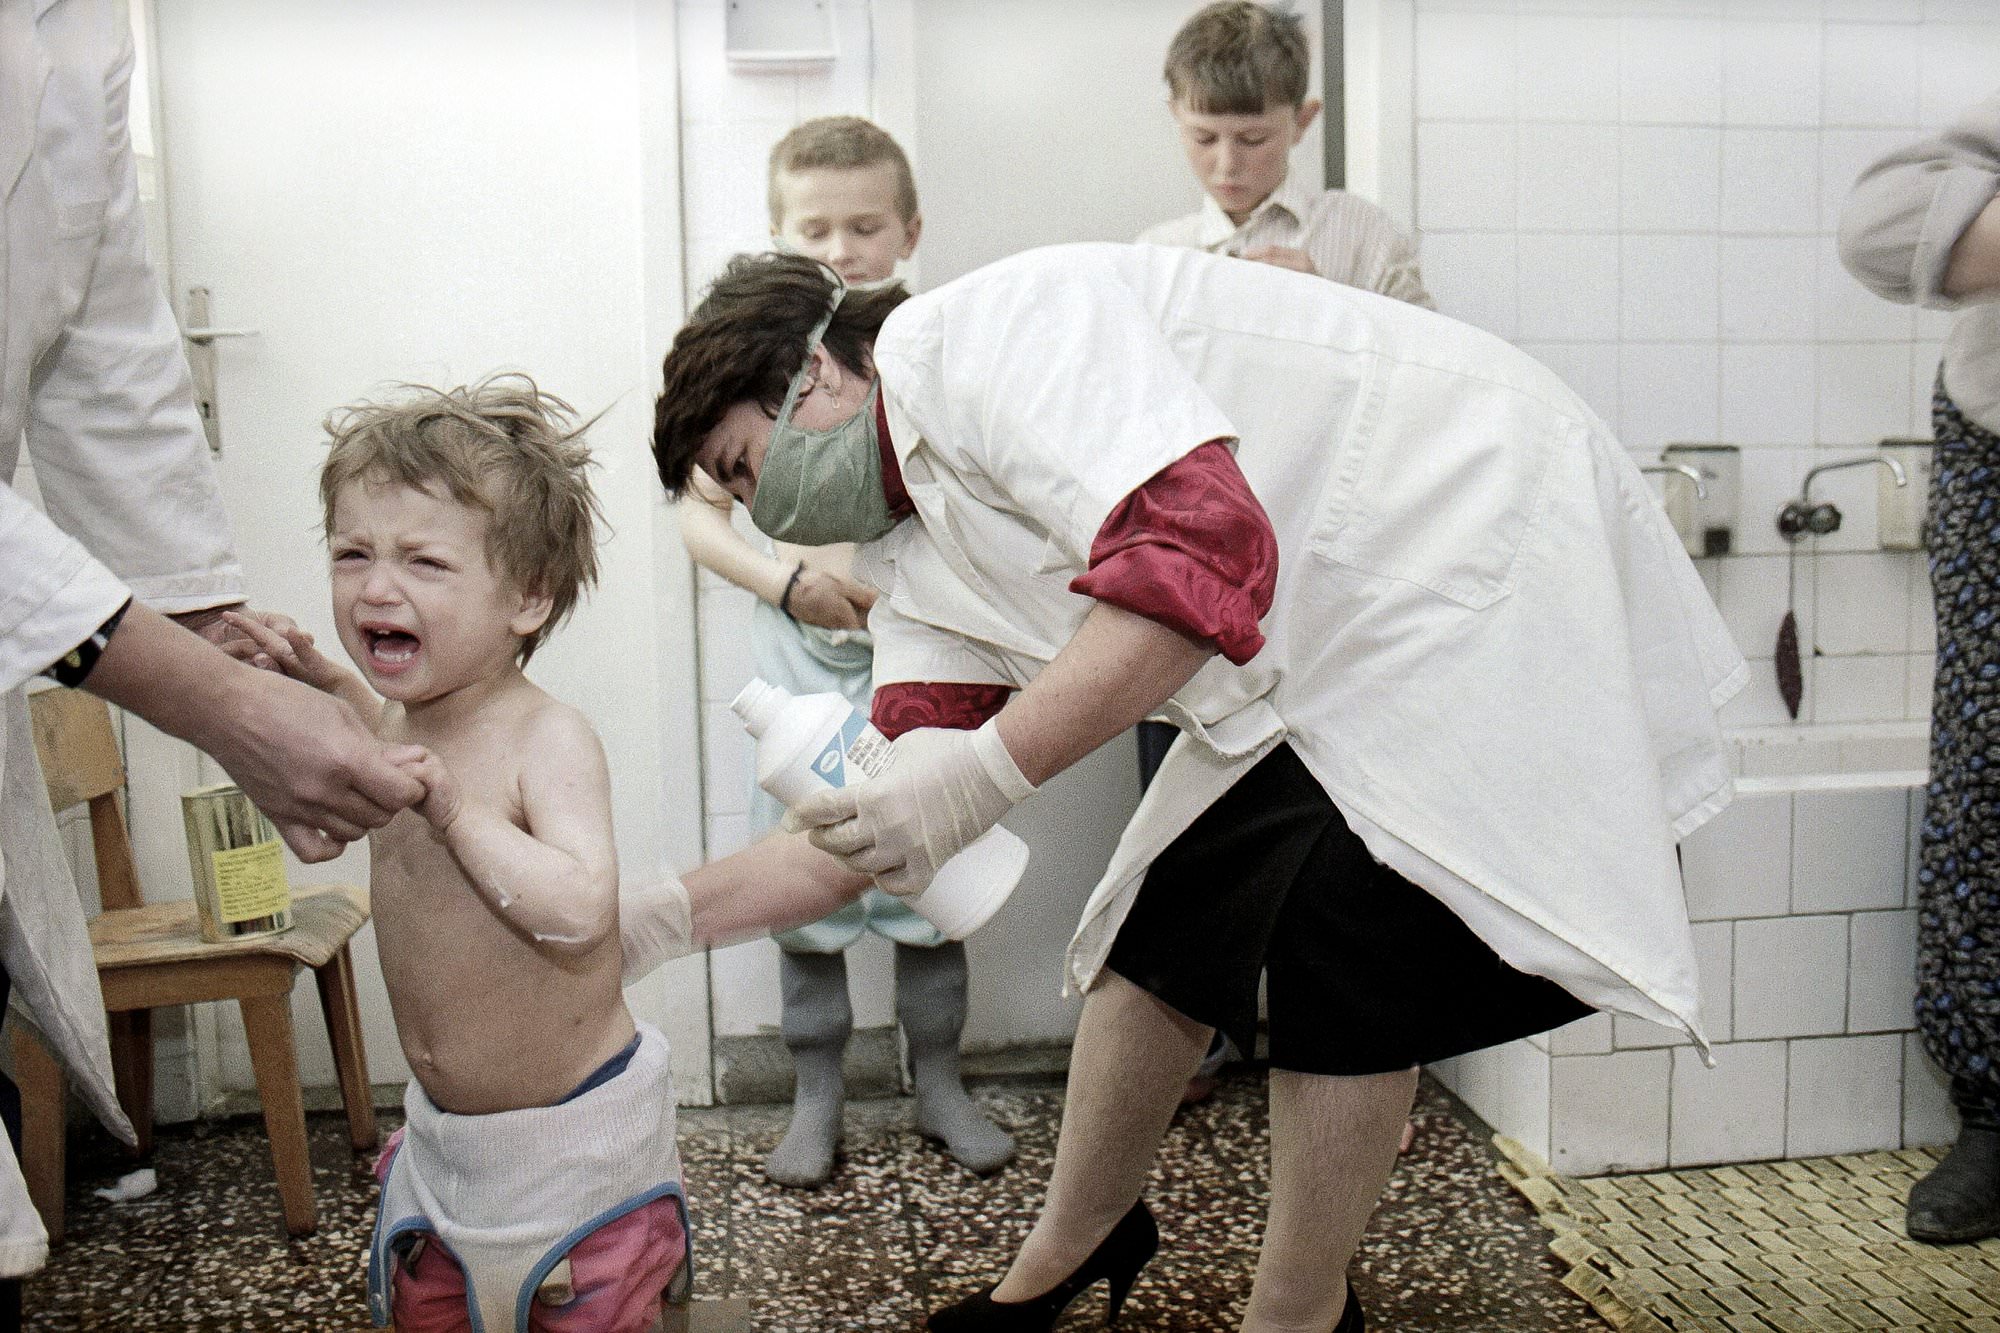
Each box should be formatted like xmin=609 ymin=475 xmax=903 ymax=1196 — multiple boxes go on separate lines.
xmin=1778 ymin=453 xmax=1908 ymax=542
xmin=1640 ymin=461 xmax=1706 ymax=496
xmin=1640 ymin=461 xmax=1706 ymax=557
xmin=1877 ymin=438 xmax=1933 ymax=551
xmin=1662 ymin=444 xmax=1740 ymax=556
xmin=1639 ymin=462 xmax=1705 ymax=555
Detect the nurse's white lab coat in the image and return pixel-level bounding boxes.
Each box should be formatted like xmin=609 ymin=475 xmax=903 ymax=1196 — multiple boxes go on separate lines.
xmin=859 ymin=243 xmax=1746 ymax=1049
xmin=1 ymin=0 xmax=243 ymax=1274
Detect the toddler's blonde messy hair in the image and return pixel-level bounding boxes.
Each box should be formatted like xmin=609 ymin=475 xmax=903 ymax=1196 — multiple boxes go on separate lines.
xmin=320 ymin=373 xmax=603 ymax=664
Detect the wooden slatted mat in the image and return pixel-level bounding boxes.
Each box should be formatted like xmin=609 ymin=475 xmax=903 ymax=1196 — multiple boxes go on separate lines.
xmin=1494 ymin=1138 xmax=2000 ymax=1332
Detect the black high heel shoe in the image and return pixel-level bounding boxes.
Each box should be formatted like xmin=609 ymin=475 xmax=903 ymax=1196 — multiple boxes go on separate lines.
xmin=926 ymin=1199 xmax=1159 ymax=1330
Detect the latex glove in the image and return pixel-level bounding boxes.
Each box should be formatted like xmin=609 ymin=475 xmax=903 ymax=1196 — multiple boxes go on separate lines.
xmin=619 ymin=876 xmax=695 ymax=984
xmin=792 ymin=719 xmax=1037 ymax=897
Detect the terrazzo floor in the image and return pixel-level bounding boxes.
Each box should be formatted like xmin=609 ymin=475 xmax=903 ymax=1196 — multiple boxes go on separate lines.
xmin=23 ymin=1069 xmax=1604 ymax=1331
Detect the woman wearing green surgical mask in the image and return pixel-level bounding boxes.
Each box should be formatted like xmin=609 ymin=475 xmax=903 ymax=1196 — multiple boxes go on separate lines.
xmin=660 ymin=263 xmax=901 ymax=525
xmin=747 ymin=285 xmax=896 ymax=547
xmin=654 ymin=245 xmax=1743 ymax=1333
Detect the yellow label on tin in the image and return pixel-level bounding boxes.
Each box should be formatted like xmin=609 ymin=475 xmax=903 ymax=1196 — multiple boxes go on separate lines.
xmin=209 ymin=841 xmax=289 ymax=923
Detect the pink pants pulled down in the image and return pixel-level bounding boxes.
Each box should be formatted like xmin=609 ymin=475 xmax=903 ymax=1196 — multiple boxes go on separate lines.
xmin=375 ymin=1128 xmax=689 ymax=1333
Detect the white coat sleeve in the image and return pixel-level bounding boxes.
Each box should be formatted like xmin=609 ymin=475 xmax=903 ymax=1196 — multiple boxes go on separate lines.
xmin=865 ymin=597 xmax=1015 ymax=692
xmin=895 ymin=253 xmax=1239 ymax=566
xmin=0 ymin=491 xmax=131 ymax=693
xmin=20 ymin=23 xmax=242 ymax=635
xmin=1838 ymin=89 xmax=2000 ymax=311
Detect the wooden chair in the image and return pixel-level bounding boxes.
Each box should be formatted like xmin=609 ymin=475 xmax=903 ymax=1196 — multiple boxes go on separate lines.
xmin=14 ymin=687 xmax=378 ymax=1241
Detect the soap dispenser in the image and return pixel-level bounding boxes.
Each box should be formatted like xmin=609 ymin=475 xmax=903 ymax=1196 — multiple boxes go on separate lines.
xmin=1662 ymin=444 xmax=1740 ymax=557
xmin=1877 ymin=438 xmax=1932 ymax=551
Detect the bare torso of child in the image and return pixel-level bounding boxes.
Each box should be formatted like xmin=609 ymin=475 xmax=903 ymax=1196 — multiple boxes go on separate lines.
xmin=369 ymin=680 xmax=635 ymax=1116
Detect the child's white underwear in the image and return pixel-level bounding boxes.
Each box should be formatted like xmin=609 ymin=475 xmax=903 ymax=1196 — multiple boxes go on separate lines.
xmin=367 ymin=1021 xmax=686 ymax=1332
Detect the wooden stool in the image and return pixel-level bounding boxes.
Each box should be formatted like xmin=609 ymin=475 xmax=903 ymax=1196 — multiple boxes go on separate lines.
xmin=17 ymin=688 xmax=378 ymax=1241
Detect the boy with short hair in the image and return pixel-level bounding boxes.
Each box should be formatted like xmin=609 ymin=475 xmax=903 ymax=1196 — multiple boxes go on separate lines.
xmin=229 ymin=375 xmax=864 ymax=1331
xmin=1141 ymin=2 xmax=1432 ymax=1116
xmin=1140 ymin=0 xmax=1430 ymax=308
xmin=769 ymin=114 xmax=922 ymax=286
xmin=675 ymin=115 xmax=1015 ymax=1190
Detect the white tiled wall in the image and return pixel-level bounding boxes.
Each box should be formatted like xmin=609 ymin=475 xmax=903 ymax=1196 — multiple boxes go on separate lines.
xmin=1549 ymin=1048 xmax=1672 ymax=1176
xmin=1788 ymin=1032 xmax=1904 ymax=1157
xmin=1414 ymin=0 xmax=2000 ymax=728
xmin=1435 ymin=782 xmax=1959 ymax=1174
xmin=1670 ymin=1041 xmax=1786 ymax=1168
xmin=1411 ymin=0 xmax=1982 ymax=1173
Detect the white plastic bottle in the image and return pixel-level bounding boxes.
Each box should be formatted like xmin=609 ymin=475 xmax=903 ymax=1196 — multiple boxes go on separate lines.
xmin=731 ymin=678 xmax=1030 ymax=939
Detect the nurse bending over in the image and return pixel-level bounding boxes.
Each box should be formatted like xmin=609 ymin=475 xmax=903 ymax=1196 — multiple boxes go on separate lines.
xmin=651 ymin=243 xmax=1747 ymax=1333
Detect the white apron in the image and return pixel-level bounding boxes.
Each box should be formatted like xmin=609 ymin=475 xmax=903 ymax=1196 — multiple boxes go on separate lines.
xmin=859 ymin=243 xmax=1745 ymax=1052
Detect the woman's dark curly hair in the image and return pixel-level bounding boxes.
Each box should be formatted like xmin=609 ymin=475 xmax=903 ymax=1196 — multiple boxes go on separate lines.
xmin=652 ymin=252 xmax=908 ymax=495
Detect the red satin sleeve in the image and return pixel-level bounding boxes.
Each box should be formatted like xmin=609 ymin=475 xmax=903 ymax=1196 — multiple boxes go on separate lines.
xmin=871 ymin=682 xmax=1015 ymax=739
xmin=1068 ymin=440 xmax=1277 ymax=666
xmin=867 ymin=442 xmax=1275 ymax=734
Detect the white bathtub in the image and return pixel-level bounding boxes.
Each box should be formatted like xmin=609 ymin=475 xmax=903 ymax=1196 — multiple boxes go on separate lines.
xmin=1434 ymin=717 xmax=1953 ymax=1176
xmin=1728 ymin=720 xmax=1929 ymax=791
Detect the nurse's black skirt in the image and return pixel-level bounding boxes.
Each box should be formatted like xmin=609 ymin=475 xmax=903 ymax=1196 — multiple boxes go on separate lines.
xmin=1104 ymin=743 xmax=1593 ymax=1076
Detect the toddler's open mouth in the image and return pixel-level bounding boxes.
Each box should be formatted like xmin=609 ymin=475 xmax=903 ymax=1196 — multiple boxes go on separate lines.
xmin=364 ymin=626 xmax=421 ymax=666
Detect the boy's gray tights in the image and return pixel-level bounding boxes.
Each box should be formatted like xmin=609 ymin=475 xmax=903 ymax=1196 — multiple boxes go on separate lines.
xmin=767 ymin=940 xmax=1015 ymax=1187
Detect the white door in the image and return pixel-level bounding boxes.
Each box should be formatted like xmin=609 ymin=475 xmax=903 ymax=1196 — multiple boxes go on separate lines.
xmin=142 ymin=0 xmax=711 ymax=1102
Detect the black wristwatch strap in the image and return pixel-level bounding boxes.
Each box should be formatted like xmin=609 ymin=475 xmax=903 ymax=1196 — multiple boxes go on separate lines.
xmin=42 ymin=597 xmax=133 ymax=688
xmin=778 ymin=562 xmax=806 ymax=619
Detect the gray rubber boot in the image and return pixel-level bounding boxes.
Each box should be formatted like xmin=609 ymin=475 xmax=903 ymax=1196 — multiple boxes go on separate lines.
xmin=896 ymin=941 xmax=1015 ymax=1174
xmin=766 ymin=948 xmax=853 ymax=1188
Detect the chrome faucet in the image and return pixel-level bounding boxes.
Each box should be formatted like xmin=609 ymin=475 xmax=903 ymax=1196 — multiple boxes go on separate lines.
xmin=1778 ymin=454 xmax=1908 ymax=541
xmin=1639 ymin=462 xmax=1707 ymax=499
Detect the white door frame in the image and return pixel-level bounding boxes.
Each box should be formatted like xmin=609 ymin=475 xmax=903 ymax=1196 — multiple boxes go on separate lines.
xmin=1340 ymin=0 xmax=1418 ymax=233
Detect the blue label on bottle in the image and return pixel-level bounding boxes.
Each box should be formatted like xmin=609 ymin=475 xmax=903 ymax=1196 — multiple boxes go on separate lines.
xmin=811 ymin=712 xmax=870 ymax=788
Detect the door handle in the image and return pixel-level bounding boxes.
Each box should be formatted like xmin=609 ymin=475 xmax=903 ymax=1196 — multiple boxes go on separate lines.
xmin=180 ymin=326 xmax=259 ymax=344
xmin=180 ymin=287 xmax=256 ymax=455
